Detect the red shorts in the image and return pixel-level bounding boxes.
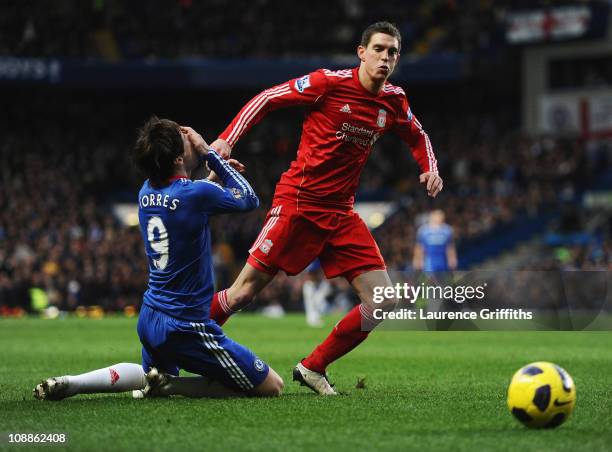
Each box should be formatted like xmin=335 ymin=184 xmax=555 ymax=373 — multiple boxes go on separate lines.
xmin=247 ymin=202 xmax=386 ymax=282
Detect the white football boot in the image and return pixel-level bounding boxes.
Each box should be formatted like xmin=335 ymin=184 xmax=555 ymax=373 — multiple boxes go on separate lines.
xmin=292 ymin=362 xmax=337 ymax=395
xmin=33 ymin=376 xmax=70 ymax=401
xmin=132 ymin=367 xmax=170 ymax=398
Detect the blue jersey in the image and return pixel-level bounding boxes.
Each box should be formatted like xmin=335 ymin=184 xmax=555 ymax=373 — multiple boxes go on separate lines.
xmin=138 ymin=151 xmax=258 ymax=322
xmin=417 ymin=223 xmax=453 ymax=272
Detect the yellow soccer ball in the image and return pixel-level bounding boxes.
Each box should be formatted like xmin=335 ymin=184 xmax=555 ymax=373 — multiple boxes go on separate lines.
xmin=507 ymin=361 xmax=576 ymax=428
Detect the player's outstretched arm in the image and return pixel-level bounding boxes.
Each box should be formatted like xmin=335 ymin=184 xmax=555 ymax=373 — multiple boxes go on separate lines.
xmin=214 ymin=71 xmax=329 ymax=157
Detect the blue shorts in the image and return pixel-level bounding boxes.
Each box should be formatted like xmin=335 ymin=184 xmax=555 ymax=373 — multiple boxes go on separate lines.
xmin=137 ymin=304 xmax=269 ymax=392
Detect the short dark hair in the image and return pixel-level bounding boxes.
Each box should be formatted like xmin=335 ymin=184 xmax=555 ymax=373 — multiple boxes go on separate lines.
xmin=360 ymin=21 xmax=402 ymax=52
xmin=134 ymin=116 xmax=184 ymax=185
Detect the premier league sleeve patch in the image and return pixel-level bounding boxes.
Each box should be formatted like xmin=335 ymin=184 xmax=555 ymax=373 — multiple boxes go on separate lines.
xmin=294 ymin=75 xmax=311 ymax=93
xmin=407 ymin=107 xmax=413 ymax=122
xmin=230 ymin=188 xmax=243 ymax=199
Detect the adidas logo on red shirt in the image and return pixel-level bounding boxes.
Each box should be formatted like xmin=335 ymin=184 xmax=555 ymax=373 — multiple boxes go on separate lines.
xmin=340 ymin=104 xmax=352 ymax=114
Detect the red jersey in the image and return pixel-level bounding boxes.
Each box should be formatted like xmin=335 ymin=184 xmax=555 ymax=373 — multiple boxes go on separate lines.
xmin=219 ymin=67 xmax=438 ymax=212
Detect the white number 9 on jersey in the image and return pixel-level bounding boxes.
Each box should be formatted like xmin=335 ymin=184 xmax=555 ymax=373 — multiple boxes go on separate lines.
xmin=147 ymin=216 xmax=169 ymax=270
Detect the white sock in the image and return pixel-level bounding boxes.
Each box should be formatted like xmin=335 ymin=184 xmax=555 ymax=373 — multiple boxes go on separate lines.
xmin=66 ymin=363 xmax=145 ymax=396
xmin=303 ymin=282 xmax=320 ymax=325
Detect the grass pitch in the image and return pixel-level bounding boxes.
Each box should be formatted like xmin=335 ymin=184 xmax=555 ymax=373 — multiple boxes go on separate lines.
xmin=1 ymin=315 xmax=611 ymax=451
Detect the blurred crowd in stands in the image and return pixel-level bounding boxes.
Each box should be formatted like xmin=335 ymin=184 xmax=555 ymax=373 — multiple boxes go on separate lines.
xmin=1 ymin=0 xmax=528 ymax=59
xmin=526 ymin=205 xmax=612 ymax=271
xmin=1 ymin=89 xmax=609 ymax=314
xmin=0 ymin=98 xmax=144 ymax=312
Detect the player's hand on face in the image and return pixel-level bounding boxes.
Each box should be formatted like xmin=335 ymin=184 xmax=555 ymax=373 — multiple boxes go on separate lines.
xmin=180 ymin=126 xmax=209 ymax=156
xmin=210 ymin=138 xmax=232 ymax=160
xmin=419 ymin=172 xmax=443 ymax=198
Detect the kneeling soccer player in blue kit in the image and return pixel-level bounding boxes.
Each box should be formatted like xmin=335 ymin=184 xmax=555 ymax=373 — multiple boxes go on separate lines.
xmin=33 ymin=117 xmax=283 ymax=400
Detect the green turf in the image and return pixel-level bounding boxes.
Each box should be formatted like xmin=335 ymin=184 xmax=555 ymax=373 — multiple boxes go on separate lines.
xmin=1 ymin=315 xmax=611 ymax=451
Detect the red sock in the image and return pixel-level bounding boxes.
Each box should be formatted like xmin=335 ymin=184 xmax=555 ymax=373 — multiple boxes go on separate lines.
xmin=302 ymin=305 xmax=372 ymax=374
xmin=209 ymin=290 xmax=233 ymax=326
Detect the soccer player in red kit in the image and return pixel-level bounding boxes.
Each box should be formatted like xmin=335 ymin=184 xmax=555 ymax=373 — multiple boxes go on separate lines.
xmin=210 ymin=21 xmax=443 ymax=394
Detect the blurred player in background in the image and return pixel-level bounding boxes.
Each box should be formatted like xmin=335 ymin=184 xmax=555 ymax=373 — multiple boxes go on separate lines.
xmin=208 ymin=21 xmax=443 ymax=395
xmin=413 ymin=210 xmax=457 ymax=273
xmin=413 ymin=209 xmax=459 ymax=331
xmin=302 ymin=260 xmax=331 ymax=327
xmin=34 ymin=119 xmax=283 ymax=400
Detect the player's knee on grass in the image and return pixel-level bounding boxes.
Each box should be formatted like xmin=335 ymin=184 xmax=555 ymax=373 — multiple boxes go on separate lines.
xmin=251 ymin=368 xmax=284 ymax=397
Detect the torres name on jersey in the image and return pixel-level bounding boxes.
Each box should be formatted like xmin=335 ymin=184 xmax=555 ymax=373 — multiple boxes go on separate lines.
xmin=219 ymin=67 xmax=437 ymax=212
